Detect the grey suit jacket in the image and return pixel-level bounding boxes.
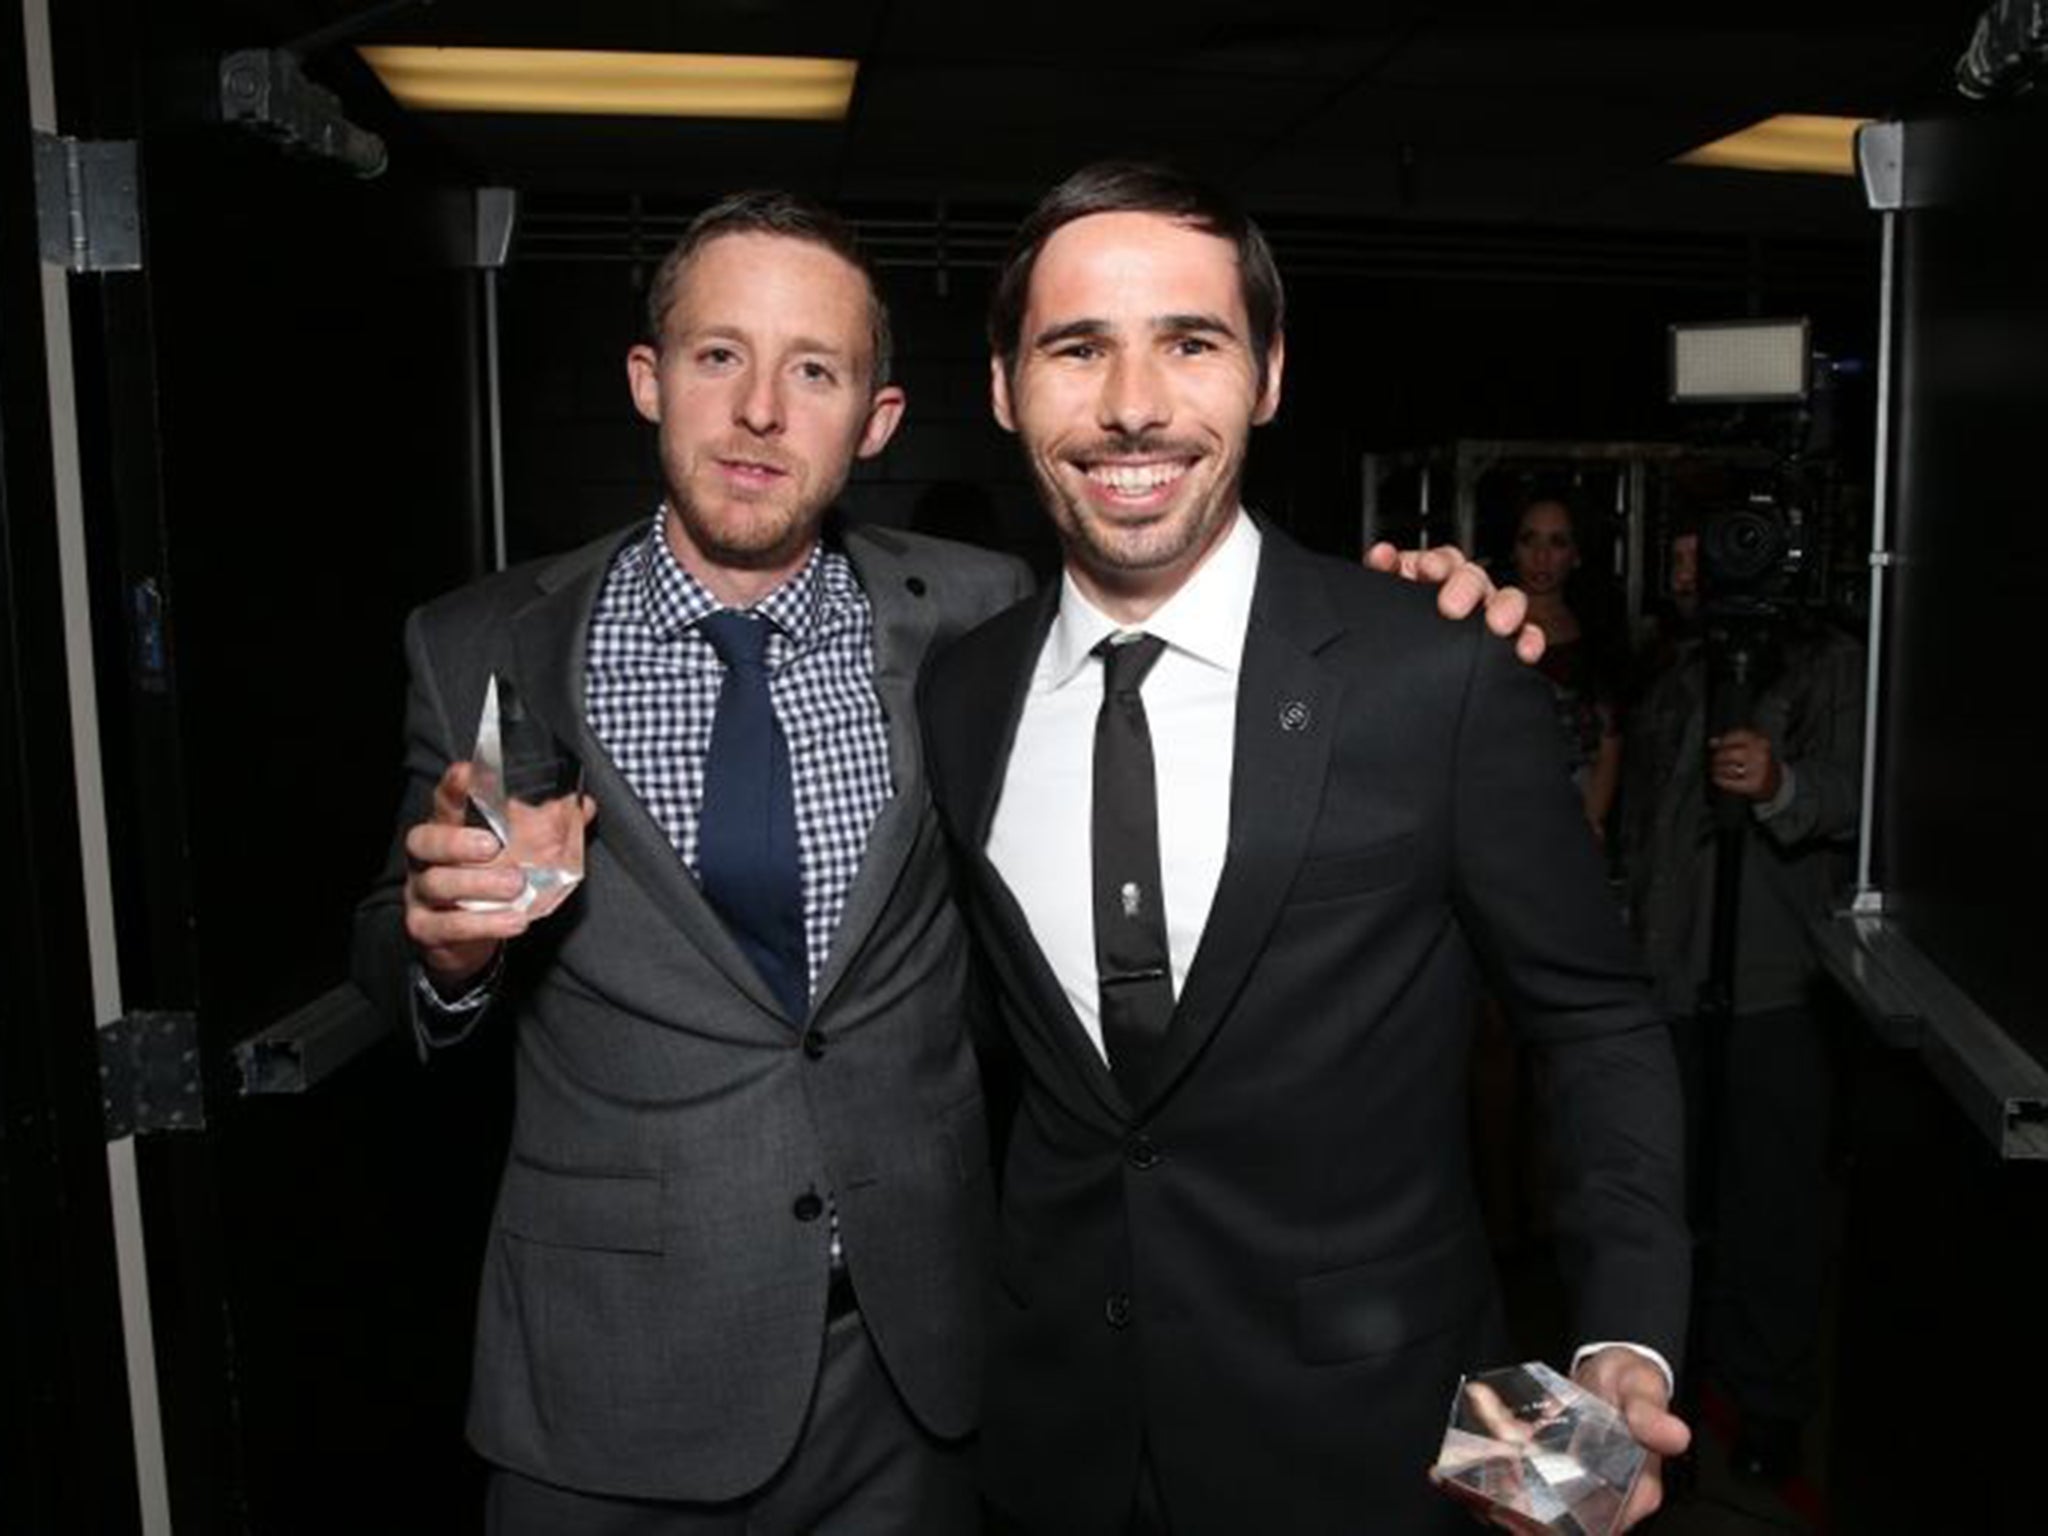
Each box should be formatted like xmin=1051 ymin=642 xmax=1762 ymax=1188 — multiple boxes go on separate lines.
xmin=352 ymin=521 xmax=1032 ymax=1501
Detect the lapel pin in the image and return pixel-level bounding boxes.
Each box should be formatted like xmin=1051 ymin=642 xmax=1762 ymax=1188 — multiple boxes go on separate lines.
xmin=1279 ymin=699 xmax=1311 ymax=732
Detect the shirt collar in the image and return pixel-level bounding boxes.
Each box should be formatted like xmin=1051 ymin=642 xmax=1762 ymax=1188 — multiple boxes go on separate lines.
xmin=636 ymin=505 xmax=829 ymax=649
xmin=1041 ymin=511 xmax=1262 ymax=689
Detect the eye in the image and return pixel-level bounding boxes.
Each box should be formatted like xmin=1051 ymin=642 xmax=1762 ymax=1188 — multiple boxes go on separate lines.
xmin=1050 ymin=340 xmax=1103 ymax=362
xmin=696 ymin=345 xmax=741 ymax=370
xmin=1169 ymin=334 xmax=1219 ymax=357
xmin=795 ymin=359 xmax=840 ymax=386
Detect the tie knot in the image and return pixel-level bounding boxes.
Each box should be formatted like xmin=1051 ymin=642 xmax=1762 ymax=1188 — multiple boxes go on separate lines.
xmin=699 ymin=610 xmax=774 ymax=671
xmin=1094 ymin=632 xmax=1166 ymax=696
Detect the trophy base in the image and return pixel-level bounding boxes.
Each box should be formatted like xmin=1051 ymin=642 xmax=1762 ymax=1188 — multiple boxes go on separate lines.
xmin=456 ymin=863 xmax=583 ymax=918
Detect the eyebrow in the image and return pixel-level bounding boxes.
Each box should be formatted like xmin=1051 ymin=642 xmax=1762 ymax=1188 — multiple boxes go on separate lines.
xmin=1031 ymin=317 xmax=1111 ymax=351
xmin=1154 ymin=312 xmax=1239 ymax=341
xmin=1029 ymin=313 xmax=1242 ymax=351
xmin=788 ymin=335 xmax=849 ymax=359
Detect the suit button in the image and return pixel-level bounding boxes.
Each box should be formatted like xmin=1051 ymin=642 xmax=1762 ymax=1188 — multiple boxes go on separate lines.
xmin=1125 ymin=1134 xmax=1159 ymax=1170
xmin=1104 ymin=1292 xmax=1133 ymax=1330
xmin=801 ymin=1029 xmax=828 ymax=1060
xmin=792 ymin=1191 xmax=825 ymax=1222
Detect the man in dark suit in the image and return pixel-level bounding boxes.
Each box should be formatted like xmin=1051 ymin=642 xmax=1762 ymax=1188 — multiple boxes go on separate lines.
xmin=920 ymin=163 xmax=1692 ymax=1536
xmin=353 ymin=192 xmax=1032 ymax=1534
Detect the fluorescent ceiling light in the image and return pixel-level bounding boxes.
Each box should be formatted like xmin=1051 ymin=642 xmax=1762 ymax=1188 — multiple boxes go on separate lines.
xmin=357 ymin=46 xmax=858 ymax=120
xmin=1674 ymin=114 xmax=1870 ymax=177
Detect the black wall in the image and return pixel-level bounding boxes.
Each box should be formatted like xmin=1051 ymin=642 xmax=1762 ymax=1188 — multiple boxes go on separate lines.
xmin=1883 ymin=97 xmax=2048 ymax=1067
xmin=497 ymin=210 xmax=1882 ymax=575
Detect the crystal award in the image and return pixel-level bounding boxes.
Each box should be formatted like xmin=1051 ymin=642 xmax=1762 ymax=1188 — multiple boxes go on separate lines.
xmin=1429 ymin=1361 xmax=1646 ymax=1536
xmin=457 ymin=673 xmax=586 ymax=919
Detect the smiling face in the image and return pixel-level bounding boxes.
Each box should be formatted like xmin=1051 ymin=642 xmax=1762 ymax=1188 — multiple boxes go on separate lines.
xmin=1512 ymin=500 xmax=1579 ymax=596
xmin=626 ymin=232 xmax=904 ymax=604
xmin=991 ymin=210 xmax=1283 ymax=621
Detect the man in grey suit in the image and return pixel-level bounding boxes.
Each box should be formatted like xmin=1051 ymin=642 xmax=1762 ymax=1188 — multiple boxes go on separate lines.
xmin=353 ymin=192 xmax=1031 ymax=1534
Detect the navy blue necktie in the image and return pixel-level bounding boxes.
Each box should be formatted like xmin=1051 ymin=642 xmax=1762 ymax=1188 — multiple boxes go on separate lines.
xmin=696 ymin=612 xmax=808 ymax=1023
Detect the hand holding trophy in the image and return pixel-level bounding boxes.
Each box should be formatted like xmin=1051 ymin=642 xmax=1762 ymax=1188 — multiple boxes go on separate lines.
xmin=455 ymin=674 xmax=588 ymax=920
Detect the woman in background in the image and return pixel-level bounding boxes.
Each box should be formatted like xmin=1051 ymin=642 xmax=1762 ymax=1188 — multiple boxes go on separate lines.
xmin=1512 ymin=496 xmax=1622 ymax=841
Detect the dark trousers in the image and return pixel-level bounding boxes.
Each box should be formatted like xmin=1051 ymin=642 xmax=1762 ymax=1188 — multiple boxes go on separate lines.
xmin=487 ymin=1308 xmax=978 ymax=1536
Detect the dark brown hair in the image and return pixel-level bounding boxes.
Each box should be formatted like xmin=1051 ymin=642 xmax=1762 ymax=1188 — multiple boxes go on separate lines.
xmin=988 ymin=161 xmax=1285 ymax=392
xmin=643 ymin=190 xmax=894 ymax=386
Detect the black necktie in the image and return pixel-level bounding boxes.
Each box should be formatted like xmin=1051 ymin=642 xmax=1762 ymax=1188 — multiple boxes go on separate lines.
xmin=1092 ymin=633 xmax=1174 ymax=1098
xmin=696 ymin=612 xmax=807 ymax=1023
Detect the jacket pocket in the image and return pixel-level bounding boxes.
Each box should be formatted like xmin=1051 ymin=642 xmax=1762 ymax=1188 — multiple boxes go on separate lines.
xmin=1294 ymin=1224 xmax=1486 ymax=1364
xmin=1286 ymin=833 xmax=1416 ymax=906
xmin=497 ymin=1154 xmax=665 ymax=1254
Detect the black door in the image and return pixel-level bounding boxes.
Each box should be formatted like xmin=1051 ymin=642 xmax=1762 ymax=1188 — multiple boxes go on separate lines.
xmin=1 ymin=1 xmax=143 ymax=1529
xmin=46 ymin=2 xmax=513 ymax=1529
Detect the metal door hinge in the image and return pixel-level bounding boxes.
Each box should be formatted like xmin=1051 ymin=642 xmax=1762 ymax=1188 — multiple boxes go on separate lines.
xmin=99 ymin=1011 xmax=205 ymax=1139
xmin=32 ymin=133 xmax=142 ymax=273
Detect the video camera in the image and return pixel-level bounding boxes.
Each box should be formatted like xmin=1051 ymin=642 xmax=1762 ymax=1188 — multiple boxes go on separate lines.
xmin=1668 ymin=318 xmax=1857 ymax=629
xmin=1699 ymin=486 xmax=1814 ymax=624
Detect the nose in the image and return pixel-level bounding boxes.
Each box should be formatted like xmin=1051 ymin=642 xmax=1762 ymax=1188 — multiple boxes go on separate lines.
xmin=1097 ymin=351 xmax=1169 ymax=437
xmin=735 ymin=365 xmax=784 ymax=436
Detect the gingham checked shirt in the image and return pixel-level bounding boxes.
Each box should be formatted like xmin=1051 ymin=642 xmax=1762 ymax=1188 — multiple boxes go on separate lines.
xmin=586 ymin=511 xmax=895 ymax=1002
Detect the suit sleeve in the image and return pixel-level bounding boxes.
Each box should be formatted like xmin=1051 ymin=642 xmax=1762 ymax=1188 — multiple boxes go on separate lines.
xmin=1757 ymin=636 xmax=1863 ymax=850
xmin=1447 ymin=625 xmax=1692 ymax=1370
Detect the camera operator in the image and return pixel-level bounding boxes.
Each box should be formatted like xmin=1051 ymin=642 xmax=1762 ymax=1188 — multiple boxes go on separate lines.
xmin=1622 ymin=511 xmax=1864 ymax=1485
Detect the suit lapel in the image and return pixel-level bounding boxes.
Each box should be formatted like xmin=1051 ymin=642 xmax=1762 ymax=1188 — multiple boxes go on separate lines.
xmin=806 ymin=529 xmax=939 ymax=1014
xmin=927 ymin=581 xmax=1131 ymax=1123
xmin=978 ymin=853 xmax=1133 ymax=1124
xmin=1137 ymin=532 xmax=1346 ymax=1113
xmin=508 ymin=531 xmax=785 ymax=1023
xmin=954 ymin=581 xmax=1060 ymax=851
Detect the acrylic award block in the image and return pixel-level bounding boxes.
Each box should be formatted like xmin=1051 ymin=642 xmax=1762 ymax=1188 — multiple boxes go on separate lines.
xmin=457 ymin=673 xmax=585 ymax=919
xmin=1430 ymin=1361 xmax=1645 ymax=1536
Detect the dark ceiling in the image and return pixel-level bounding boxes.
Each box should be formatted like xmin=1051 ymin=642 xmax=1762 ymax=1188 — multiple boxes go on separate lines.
xmin=234 ymin=0 xmax=1995 ymax=239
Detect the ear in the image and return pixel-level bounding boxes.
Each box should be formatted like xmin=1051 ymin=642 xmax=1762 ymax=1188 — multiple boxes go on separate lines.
xmin=626 ymin=343 xmax=663 ymax=424
xmin=989 ymin=355 xmax=1018 ymax=434
xmin=854 ymin=383 xmax=907 ymax=460
xmin=1252 ymin=332 xmax=1286 ymax=426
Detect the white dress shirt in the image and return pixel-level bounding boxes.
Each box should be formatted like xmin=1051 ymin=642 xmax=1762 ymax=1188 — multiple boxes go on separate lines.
xmin=986 ymin=512 xmax=1259 ymax=1061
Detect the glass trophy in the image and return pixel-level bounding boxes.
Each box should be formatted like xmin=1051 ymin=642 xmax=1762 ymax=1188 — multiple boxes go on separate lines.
xmin=456 ymin=673 xmax=586 ymax=919
xmin=1430 ymin=1362 xmax=1645 ymax=1536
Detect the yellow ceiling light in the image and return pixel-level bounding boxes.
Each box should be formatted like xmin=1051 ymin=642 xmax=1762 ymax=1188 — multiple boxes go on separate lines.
xmin=357 ymin=46 xmax=858 ymax=120
xmin=1675 ymin=114 xmax=1871 ymax=177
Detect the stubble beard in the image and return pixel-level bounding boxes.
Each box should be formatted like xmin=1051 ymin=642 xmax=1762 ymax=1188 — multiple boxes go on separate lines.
xmin=1036 ymin=438 xmax=1243 ymax=592
xmin=663 ymin=443 xmax=828 ymax=573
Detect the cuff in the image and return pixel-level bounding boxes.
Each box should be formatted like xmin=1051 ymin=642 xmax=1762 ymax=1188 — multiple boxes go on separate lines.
xmin=410 ymin=950 xmax=503 ymax=1049
xmin=1752 ymin=761 xmax=1797 ymax=822
xmin=1571 ymin=1341 xmax=1675 ymax=1398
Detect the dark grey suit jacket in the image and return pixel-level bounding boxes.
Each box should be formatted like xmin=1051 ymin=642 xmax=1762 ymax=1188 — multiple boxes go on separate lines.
xmin=921 ymin=528 xmax=1689 ymax=1536
xmin=353 ymin=521 xmax=1031 ymax=1501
